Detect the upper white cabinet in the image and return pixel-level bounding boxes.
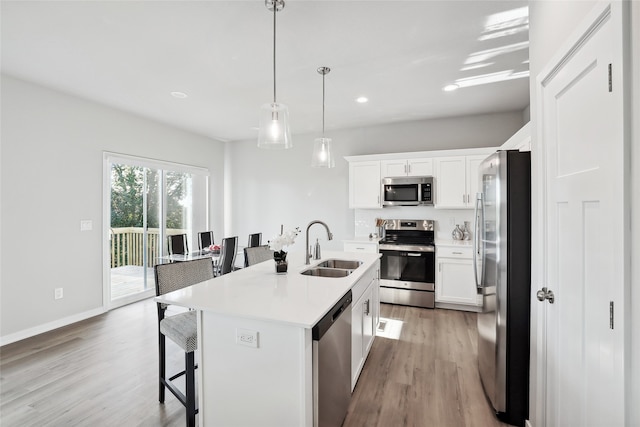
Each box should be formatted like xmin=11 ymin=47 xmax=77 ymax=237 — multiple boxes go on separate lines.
xmin=434 ymin=154 xmax=488 ymax=209
xmin=346 ymin=148 xmax=495 ymax=210
xmin=381 ymin=158 xmax=433 ymax=177
xmin=349 ymin=161 xmax=381 ymax=208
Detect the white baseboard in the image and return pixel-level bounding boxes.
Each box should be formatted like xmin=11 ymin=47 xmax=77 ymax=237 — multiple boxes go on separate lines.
xmin=525 ymin=419 xmax=533 ymax=427
xmin=0 ymin=307 xmax=105 ymax=347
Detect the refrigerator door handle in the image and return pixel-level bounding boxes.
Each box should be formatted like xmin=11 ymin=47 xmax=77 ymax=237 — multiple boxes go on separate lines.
xmin=473 ymin=192 xmax=484 ymax=288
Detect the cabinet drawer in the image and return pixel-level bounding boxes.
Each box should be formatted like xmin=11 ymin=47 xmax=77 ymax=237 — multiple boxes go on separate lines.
xmin=344 ymin=241 xmax=378 ymax=253
xmin=437 ymin=246 xmax=472 ymax=259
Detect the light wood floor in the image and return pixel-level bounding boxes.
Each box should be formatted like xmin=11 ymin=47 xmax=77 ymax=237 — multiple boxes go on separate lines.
xmin=1 ymin=300 xmax=508 ymax=427
xmin=344 ymin=304 xmax=509 ymax=427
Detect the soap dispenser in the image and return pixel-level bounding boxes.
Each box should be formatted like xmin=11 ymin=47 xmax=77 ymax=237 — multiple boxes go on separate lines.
xmin=313 ymin=238 xmax=321 ymax=260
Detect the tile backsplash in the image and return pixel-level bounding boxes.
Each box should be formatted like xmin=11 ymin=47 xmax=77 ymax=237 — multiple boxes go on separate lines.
xmin=354 ymin=206 xmax=475 ymax=241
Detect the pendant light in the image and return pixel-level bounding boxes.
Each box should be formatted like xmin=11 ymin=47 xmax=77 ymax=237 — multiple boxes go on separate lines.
xmin=258 ymin=0 xmax=292 ymax=149
xmin=311 ymin=66 xmax=335 ymax=168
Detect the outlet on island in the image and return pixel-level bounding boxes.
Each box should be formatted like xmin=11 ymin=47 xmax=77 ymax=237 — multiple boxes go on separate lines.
xmin=54 ymin=288 xmax=63 ymax=300
xmin=236 ymin=328 xmax=259 ymax=348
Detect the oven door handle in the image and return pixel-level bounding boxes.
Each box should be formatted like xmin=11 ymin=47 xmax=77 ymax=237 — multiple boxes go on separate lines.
xmin=405 ymin=253 xmax=423 ymax=257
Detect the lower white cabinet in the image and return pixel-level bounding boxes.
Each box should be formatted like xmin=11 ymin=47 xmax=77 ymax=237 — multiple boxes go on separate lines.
xmin=435 ymin=245 xmax=481 ymax=311
xmin=351 ymin=265 xmax=379 ymax=391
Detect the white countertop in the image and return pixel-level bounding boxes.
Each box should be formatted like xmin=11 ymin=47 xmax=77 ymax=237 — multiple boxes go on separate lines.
xmin=155 ymin=250 xmax=381 ymax=329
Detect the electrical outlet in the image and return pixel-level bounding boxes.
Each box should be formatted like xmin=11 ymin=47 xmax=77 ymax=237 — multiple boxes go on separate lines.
xmin=80 ymin=220 xmax=92 ymax=231
xmin=236 ymin=328 xmax=258 ymax=348
xmin=54 ymin=288 xmax=63 ymax=300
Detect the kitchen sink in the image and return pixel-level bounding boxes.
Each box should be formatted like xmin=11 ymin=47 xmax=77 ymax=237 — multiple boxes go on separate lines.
xmin=316 ymin=259 xmax=363 ymax=270
xmin=300 ymin=267 xmax=353 ymax=278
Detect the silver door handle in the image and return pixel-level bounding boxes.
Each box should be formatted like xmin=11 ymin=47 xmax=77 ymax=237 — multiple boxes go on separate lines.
xmin=536 ymin=287 xmax=555 ymax=304
xmin=473 ymin=193 xmax=484 ymax=287
xmin=364 ymin=299 xmax=370 ymax=316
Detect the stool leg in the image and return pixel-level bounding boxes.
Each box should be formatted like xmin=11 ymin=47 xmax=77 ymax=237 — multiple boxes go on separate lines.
xmin=186 ymin=351 xmax=196 ymax=427
xmin=159 ymin=333 xmax=166 ymax=403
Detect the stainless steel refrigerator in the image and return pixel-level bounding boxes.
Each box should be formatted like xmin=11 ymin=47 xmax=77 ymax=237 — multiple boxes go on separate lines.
xmin=474 ymin=150 xmax=531 ymax=427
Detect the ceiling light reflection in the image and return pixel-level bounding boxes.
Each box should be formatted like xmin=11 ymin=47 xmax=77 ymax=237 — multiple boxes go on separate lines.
xmin=464 ymin=41 xmax=529 ymax=65
xmin=454 ymin=70 xmax=529 ymax=88
xmin=460 ymin=62 xmax=494 ymax=72
xmin=484 ymin=6 xmax=529 ymax=32
xmin=478 ymin=24 xmax=529 ymax=41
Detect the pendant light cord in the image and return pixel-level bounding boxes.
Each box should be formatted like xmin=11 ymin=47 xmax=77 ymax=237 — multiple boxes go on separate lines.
xmin=273 ymin=4 xmax=277 ymax=104
xmin=322 ymin=72 xmax=325 ymax=137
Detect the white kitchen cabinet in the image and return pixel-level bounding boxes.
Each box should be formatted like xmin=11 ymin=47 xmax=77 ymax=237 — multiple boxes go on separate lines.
xmin=343 ymin=240 xmax=378 ymax=253
xmin=349 ymin=161 xmax=381 ymax=208
xmin=435 ymin=245 xmax=481 ymax=311
xmin=465 ymin=155 xmax=485 ymax=207
xmin=381 ymin=158 xmax=433 ymax=177
xmin=351 ymin=266 xmax=379 ymax=390
xmin=434 ymin=154 xmax=488 ymax=209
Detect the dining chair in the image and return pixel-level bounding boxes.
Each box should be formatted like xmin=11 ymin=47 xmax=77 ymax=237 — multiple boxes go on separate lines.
xmin=219 ymin=236 xmax=239 ymax=275
xmin=198 ymin=231 xmax=214 ymax=251
xmin=168 ymin=234 xmax=189 ymax=255
xmin=244 ymin=245 xmax=274 ymax=267
xmin=247 ymin=232 xmax=262 ymax=248
xmin=154 ymin=258 xmax=214 ymax=427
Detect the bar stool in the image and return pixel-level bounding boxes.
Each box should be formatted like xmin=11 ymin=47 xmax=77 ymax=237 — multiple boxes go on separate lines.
xmin=154 ymin=258 xmax=215 ymax=427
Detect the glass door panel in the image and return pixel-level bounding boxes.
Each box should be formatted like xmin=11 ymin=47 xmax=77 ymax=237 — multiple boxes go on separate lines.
xmin=109 ymin=163 xmax=160 ymax=303
xmin=165 ymin=171 xmax=193 ymax=253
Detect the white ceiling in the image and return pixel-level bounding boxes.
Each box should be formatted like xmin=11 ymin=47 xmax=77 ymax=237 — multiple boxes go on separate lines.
xmin=1 ymin=0 xmax=530 ymax=143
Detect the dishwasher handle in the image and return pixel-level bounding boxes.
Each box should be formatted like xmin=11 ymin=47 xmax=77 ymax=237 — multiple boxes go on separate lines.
xmin=312 ymin=290 xmax=352 ymax=341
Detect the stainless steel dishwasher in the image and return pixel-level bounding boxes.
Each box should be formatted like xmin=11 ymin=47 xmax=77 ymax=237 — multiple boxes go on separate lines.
xmin=312 ymin=290 xmax=352 ymax=427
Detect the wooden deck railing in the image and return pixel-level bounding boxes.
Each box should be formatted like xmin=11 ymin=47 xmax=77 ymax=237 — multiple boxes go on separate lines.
xmin=110 ymin=227 xmax=187 ymax=268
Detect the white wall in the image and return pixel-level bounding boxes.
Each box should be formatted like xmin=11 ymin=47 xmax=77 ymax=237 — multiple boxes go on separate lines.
xmin=529 ymin=1 xmax=639 ymax=425
xmin=0 ymin=75 xmax=226 ymax=341
xmin=226 ymin=112 xmax=524 ymax=252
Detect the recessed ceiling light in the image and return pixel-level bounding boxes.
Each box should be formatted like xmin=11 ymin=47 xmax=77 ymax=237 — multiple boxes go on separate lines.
xmin=443 ymin=84 xmax=459 ymax=92
xmin=171 ymin=91 xmax=188 ymax=99
xmin=356 ymin=96 xmax=369 ymax=103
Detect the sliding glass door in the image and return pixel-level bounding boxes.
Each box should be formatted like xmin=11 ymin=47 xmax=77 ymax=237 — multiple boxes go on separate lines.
xmin=104 ymin=153 xmax=208 ymax=308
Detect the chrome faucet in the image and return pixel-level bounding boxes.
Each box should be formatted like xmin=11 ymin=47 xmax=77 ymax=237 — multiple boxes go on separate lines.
xmin=305 ymin=220 xmax=333 ymax=264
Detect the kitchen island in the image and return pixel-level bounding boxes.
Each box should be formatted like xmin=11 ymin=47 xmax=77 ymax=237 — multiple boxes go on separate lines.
xmin=155 ymin=250 xmax=381 ymax=427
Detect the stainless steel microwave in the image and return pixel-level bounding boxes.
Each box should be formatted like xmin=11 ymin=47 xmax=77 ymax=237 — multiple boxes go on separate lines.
xmin=381 ymin=176 xmax=434 ymax=206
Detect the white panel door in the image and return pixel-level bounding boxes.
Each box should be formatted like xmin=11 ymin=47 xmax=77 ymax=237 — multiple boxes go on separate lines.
xmin=540 ymin=4 xmax=625 ymax=426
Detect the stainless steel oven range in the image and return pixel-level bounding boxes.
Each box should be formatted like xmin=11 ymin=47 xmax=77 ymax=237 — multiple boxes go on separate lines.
xmin=378 ymin=219 xmax=435 ymax=309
